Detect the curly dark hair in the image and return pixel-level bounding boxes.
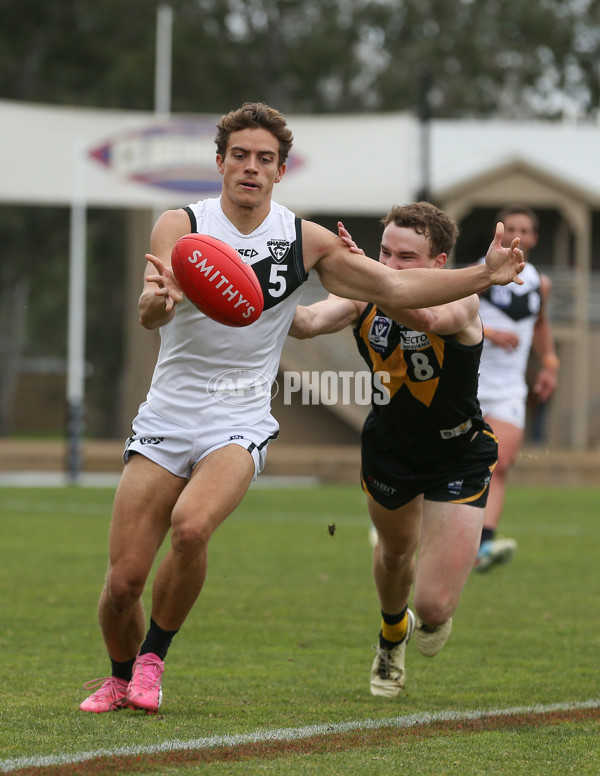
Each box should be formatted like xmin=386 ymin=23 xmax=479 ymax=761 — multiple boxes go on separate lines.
xmin=381 ymin=202 xmax=460 ymax=257
xmin=215 ymin=102 xmax=294 ymax=165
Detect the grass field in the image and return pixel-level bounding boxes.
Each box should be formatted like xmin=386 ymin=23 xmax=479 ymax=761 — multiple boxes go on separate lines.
xmin=0 ymin=482 xmax=599 ymax=775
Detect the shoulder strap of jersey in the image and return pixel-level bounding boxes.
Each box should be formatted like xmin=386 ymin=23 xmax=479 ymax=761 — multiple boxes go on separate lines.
xmin=183 ymin=206 xmax=197 ymax=233
xmin=354 ymin=302 xmax=375 ymax=330
xmin=293 ymin=217 xmax=309 ymax=283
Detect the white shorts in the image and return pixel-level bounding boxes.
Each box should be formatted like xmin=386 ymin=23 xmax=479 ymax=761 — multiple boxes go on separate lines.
xmin=123 ymin=401 xmax=279 ymax=480
xmin=478 ymin=396 xmax=525 ymax=430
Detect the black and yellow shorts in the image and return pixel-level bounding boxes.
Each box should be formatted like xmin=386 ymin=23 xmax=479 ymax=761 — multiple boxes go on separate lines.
xmin=361 ymin=426 xmax=498 ymax=511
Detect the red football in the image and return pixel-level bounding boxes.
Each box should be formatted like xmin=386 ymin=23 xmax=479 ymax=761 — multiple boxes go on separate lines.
xmin=171 ymin=233 xmax=264 ymax=327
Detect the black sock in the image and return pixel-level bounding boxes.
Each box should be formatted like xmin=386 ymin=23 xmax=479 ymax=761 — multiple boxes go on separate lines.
xmin=139 ymin=617 xmax=179 ymax=661
xmin=481 ymin=527 xmax=495 ymax=545
xmin=111 ymin=657 xmax=135 ymax=682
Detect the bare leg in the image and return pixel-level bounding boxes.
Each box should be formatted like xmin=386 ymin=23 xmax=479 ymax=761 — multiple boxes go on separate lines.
xmin=98 ymin=455 xmax=185 ymax=662
xmin=414 ymin=501 xmax=483 ymax=625
xmin=369 ymin=495 xmax=422 ymax=615
xmin=483 ymin=416 xmax=523 ymax=532
xmin=368 ymin=496 xmax=422 ymax=697
xmin=150 ymin=444 xmax=255 ymax=631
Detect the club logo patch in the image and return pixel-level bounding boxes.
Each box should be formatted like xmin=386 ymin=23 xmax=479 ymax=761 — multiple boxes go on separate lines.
xmin=490 ymin=285 xmax=513 ymax=309
xmin=267 ymin=239 xmax=291 ymax=263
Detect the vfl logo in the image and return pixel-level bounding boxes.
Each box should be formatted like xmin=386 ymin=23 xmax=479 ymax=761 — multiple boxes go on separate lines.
xmin=267 ymin=239 xmax=290 ymax=263
xmin=368 ymin=315 xmax=391 ymax=353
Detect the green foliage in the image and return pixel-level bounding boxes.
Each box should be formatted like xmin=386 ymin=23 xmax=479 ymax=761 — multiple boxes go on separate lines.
xmin=1 ymin=0 xmax=600 ymax=118
xmin=0 ymin=483 xmax=599 ymax=774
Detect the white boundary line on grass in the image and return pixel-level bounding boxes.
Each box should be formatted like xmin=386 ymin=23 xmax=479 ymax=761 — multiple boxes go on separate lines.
xmin=1 ymin=698 xmax=599 ymax=773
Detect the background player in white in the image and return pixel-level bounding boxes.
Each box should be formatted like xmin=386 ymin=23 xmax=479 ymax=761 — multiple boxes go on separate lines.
xmin=290 ymin=203 xmax=500 ymax=697
xmin=475 ymin=205 xmax=559 ymax=572
xmin=80 ymin=103 xmax=524 ymax=713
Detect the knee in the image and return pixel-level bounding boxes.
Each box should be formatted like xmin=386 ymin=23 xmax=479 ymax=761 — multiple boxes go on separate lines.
xmin=170 ymin=508 xmax=213 ymax=558
xmin=414 ymin=594 xmax=453 ymax=627
xmin=106 ymin=565 xmax=146 ymax=611
xmin=494 ymin=456 xmax=512 ymax=479
xmin=377 ymin=539 xmax=417 ymax=572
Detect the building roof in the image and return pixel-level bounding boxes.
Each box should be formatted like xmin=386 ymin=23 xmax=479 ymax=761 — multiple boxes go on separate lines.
xmin=2 ymin=98 xmax=600 ymax=212
xmin=432 ymin=119 xmax=600 ymax=205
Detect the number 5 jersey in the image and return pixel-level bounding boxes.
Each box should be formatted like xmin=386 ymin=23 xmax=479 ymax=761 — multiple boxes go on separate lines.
xmin=146 ymin=197 xmax=308 ymax=430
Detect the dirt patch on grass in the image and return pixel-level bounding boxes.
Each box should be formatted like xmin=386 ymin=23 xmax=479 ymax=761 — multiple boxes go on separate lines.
xmin=7 ymin=705 xmax=600 ymax=776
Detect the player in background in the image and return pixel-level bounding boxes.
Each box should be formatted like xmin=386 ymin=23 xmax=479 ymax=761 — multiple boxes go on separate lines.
xmin=290 ymin=202 xmax=500 ymax=698
xmin=474 ymin=206 xmax=559 ymax=572
xmin=80 ymin=104 xmax=524 ymax=714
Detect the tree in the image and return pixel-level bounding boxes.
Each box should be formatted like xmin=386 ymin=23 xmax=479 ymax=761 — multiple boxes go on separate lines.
xmin=1 ymin=0 xmax=600 ymax=118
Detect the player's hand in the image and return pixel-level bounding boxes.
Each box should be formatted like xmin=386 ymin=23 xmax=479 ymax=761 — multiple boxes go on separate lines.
xmin=485 ymin=329 xmax=520 ymax=350
xmin=338 ymin=221 xmax=364 ymax=255
xmin=484 ymin=222 xmax=525 ymax=286
xmin=145 ymin=253 xmax=183 ymax=312
xmin=533 ymin=367 xmax=558 ymax=402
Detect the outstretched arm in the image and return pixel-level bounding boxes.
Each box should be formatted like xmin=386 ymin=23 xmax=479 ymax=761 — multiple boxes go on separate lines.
xmin=303 ymin=221 xmax=524 ymax=316
xmin=335 ymin=220 xmax=482 ymax=342
xmin=290 ymin=295 xmax=362 ymax=339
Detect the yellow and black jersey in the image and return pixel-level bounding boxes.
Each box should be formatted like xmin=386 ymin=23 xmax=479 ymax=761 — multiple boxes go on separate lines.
xmin=354 ymin=304 xmax=486 ymax=465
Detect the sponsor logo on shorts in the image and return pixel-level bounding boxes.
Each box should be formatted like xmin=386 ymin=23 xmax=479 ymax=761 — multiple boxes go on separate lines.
xmin=229 ymin=435 xmax=244 ymax=440
xmin=447 ymin=479 xmax=464 ymax=495
xmin=367 ymin=474 xmax=397 ymax=496
xmin=138 ymin=437 xmax=165 ymax=446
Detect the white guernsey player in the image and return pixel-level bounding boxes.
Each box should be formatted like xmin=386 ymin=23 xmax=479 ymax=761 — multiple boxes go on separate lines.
xmin=475 ymin=206 xmax=559 ymax=572
xmin=80 ymin=102 xmax=525 ymax=714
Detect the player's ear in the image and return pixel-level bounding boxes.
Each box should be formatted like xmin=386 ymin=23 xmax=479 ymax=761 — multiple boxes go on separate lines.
xmin=216 ymin=154 xmax=225 ymax=175
xmin=434 ymin=253 xmax=447 ymax=268
xmin=274 ymin=163 xmax=287 ymax=183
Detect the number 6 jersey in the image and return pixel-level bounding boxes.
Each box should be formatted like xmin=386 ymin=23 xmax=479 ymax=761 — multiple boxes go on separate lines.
xmin=146 ymin=197 xmax=308 ymax=429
